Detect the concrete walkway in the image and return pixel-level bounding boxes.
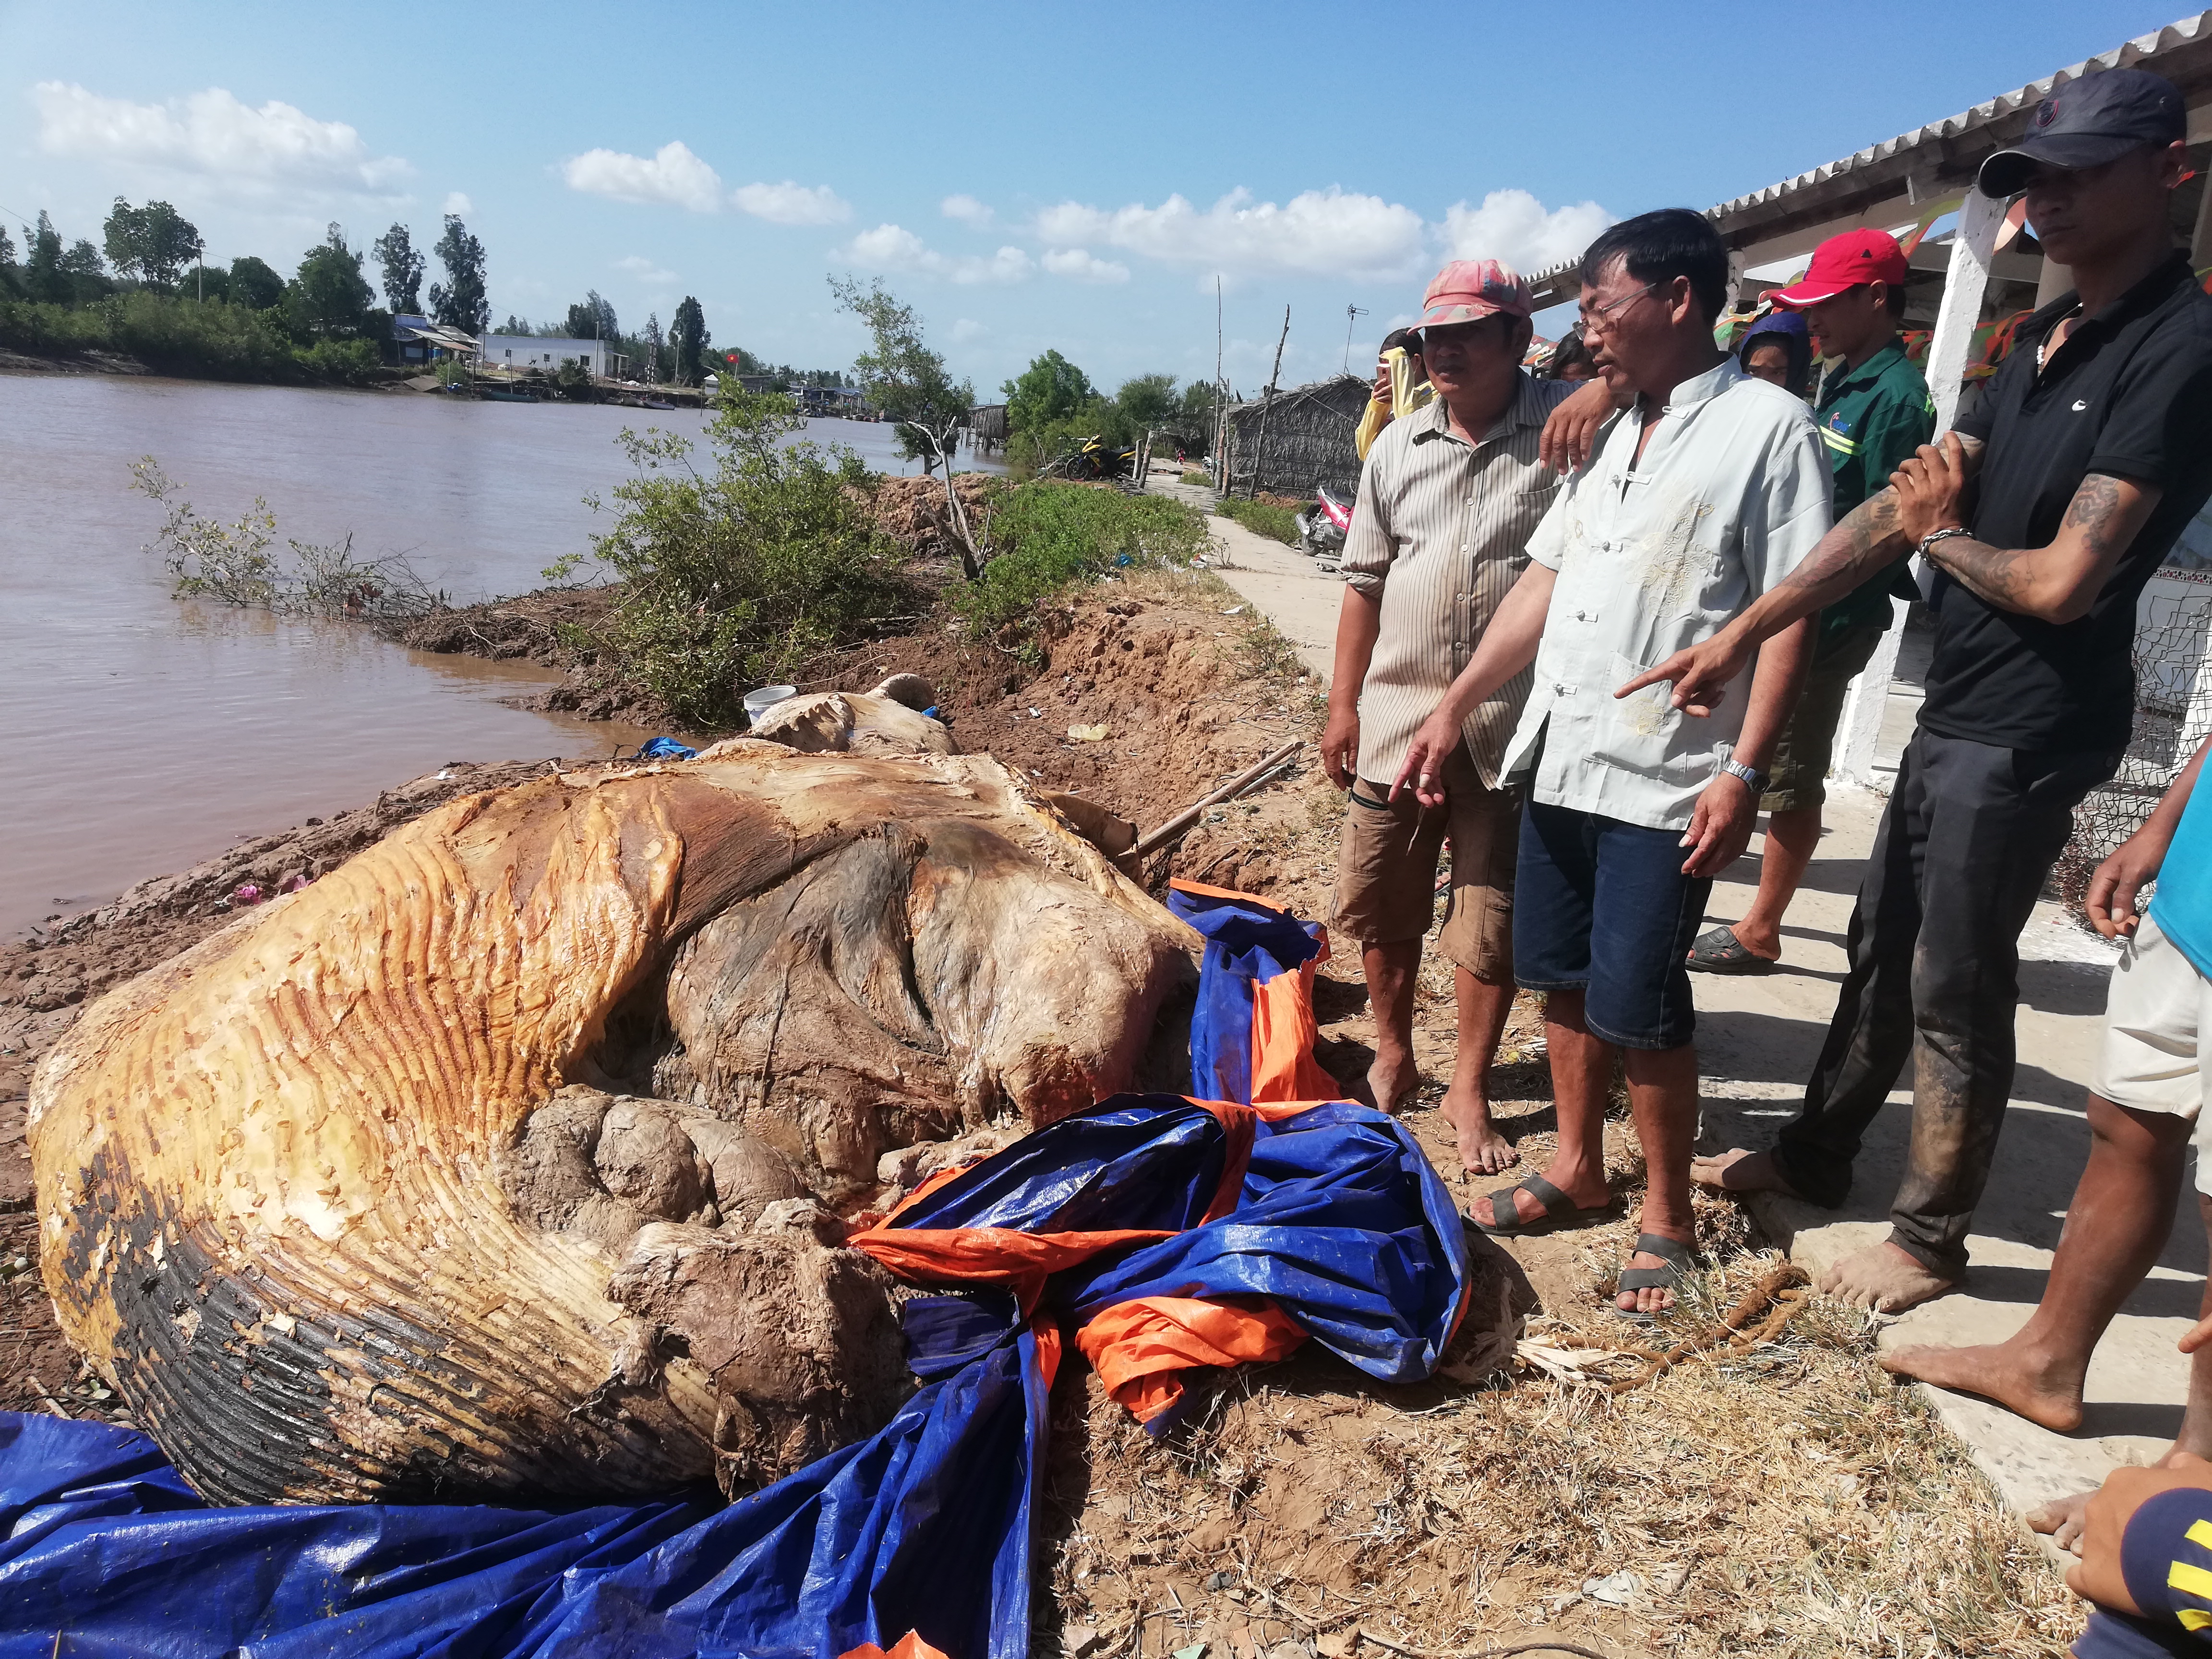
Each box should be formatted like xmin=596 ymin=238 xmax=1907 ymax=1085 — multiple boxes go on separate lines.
xmin=1156 ymin=477 xmax=1346 ymax=682
xmin=1174 ymin=463 xmax=2203 ymax=1544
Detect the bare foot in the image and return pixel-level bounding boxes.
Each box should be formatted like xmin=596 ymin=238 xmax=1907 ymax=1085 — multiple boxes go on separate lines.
xmin=1689 ymin=1147 xmax=1803 ymax=1197
xmin=2027 ymin=1491 xmax=2091 ymax=1554
xmin=1367 ymin=1051 xmax=1421 ymax=1114
xmin=1817 ymin=1241 xmax=1959 ymax=1313
xmin=1439 ymin=1084 xmax=1517 ymax=1177
xmin=1880 ymin=1340 xmax=2086 ymax=1432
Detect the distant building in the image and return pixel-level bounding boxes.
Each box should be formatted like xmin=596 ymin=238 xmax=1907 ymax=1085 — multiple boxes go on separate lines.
xmin=478 ymin=336 xmax=621 ymax=376
xmin=393 ymin=315 xmax=481 ymax=363
xmin=1221 ymin=374 xmax=1368 ymax=498
xmin=792 ymin=384 xmax=869 ymax=417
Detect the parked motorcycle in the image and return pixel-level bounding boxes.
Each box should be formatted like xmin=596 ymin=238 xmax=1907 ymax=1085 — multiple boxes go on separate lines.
xmin=1295 ymin=485 xmax=1355 ymax=562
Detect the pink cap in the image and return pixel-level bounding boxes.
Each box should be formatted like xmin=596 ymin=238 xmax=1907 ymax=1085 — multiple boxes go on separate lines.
xmin=1415 ymin=260 xmax=1535 ymax=328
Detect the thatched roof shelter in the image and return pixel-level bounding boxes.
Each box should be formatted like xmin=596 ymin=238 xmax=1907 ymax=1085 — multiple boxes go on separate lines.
xmin=964 ymin=403 xmax=1008 ymax=445
xmin=1222 ymin=374 xmax=1368 ymax=500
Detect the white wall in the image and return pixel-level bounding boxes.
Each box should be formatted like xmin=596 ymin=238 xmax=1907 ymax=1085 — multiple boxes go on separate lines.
xmin=480 ymin=337 xmax=612 ymax=375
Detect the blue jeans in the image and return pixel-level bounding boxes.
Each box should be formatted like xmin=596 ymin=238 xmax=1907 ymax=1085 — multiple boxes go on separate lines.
xmin=1514 ymin=801 xmax=1713 ymax=1050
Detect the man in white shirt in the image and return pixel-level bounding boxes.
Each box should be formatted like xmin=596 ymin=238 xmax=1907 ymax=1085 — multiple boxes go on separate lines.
xmin=1395 ymin=209 xmax=1827 ymax=1315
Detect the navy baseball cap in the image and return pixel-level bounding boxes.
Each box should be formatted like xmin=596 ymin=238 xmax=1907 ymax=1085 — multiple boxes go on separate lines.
xmin=1978 ymin=68 xmax=2185 ymax=197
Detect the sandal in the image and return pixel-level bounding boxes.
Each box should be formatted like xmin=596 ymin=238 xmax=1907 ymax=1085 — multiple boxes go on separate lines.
xmin=1613 ymin=1233 xmax=1699 ymax=1321
xmin=1469 ymin=1172 xmax=1608 ymax=1239
xmin=1684 ymin=925 xmax=1777 ymax=975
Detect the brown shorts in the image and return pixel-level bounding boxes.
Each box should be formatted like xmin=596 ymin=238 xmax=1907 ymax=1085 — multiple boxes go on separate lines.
xmin=1763 ymin=622 xmax=1887 ymax=813
xmin=1330 ymin=745 xmax=1517 ymax=983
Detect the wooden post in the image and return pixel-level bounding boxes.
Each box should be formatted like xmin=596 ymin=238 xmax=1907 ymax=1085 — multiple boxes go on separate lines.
xmin=1247 ymin=305 xmax=1290 ymax=499
xmin=1831 ymin=188 xmax=2006 ymax=788
xmin=1213 ymin=277 xmax=1226 ymax=494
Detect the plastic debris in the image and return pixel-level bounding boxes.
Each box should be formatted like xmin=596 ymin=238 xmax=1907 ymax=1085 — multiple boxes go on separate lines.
xmin=1068 ymin=724 xmax=1109 ymax=742
xmin=1583 ymin=1569 xmax=1643 ymax=1607
xmin=231 ymin=883 xmax=263 ymax=906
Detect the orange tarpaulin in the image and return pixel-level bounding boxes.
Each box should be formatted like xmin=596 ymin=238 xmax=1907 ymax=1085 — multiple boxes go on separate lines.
xmin=1076 ymin=1294 xmax=1307 ymax=1423
xmin=1167 ymin=879 xmax=1340 ymax=1106
xmin=840 ymin=1634 xmax=952 ymax=1659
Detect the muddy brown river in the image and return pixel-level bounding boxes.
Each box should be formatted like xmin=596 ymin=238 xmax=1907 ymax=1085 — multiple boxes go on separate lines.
xmin=0 ymin=372 xmax=988 ymax=938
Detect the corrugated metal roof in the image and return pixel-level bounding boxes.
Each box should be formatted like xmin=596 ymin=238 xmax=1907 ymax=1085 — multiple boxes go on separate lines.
xmin=1525 ymin=10 xmax=2212 ymax=297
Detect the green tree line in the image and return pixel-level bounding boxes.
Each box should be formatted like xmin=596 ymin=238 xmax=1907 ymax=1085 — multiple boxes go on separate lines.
xmin=0 ymin=199 xmax=494 ymax=385
xmin=999 ymin=349 xmax=1216 ymax=477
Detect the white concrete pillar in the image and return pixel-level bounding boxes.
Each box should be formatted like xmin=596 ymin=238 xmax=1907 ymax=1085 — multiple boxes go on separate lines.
xmin=1923 ymin=188 xmax=2008 ymax=431
xmin=1831 ymin=188 xmax=2008 ymax=787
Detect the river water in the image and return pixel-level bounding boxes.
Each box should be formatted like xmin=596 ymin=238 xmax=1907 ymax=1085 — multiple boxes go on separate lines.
xmin=0 ymin=372 xmax=994 ymax=938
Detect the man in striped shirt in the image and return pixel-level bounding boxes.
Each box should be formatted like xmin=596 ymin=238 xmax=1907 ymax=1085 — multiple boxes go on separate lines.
xmin=1323 ymin=260 xmax=1576 ymax=1174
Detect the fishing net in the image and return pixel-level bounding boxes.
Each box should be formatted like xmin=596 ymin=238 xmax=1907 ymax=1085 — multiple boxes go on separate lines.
xmin=2054 ymin=516 xmax=2212 ymax=915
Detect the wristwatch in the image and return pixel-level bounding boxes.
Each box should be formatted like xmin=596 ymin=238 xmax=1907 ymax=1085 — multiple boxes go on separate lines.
xmin=1718 ymin=758 xmax=1769 ymax=795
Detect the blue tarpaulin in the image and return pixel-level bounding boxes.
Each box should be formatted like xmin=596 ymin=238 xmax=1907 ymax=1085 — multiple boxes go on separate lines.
xmin=0 ymin=893 xmax=1464 ymax=1659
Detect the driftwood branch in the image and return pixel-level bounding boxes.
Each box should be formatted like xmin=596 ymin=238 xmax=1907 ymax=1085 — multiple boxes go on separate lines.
xmin=1132 ymin=740 xmax=1303 ymax=859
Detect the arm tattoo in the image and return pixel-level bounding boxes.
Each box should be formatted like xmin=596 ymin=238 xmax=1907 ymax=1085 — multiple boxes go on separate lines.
xmin=2060 ymin=474 xmax=2127 ymax=562
xmin=1932 ymin=473 xmax=2132 ymax=616
xmin=1924 ymin=533 xmax=2028 ymax=608
xmin=1777 ymin=487 xmax=1909 ymax=601
xmin=1775 ymin=433 xmax=1990 ymax=604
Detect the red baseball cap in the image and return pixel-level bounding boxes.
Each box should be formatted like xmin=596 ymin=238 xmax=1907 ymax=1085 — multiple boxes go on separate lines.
xmin=1415 ymin=259 xmax=1535 ymax=328
xmin=1767 ymin=229 xmax=1910 ymax=309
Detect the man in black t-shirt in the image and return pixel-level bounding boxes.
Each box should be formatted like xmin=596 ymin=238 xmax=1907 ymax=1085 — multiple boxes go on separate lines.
xmin=1619 ymin=67 xmax=2212 ymax=1312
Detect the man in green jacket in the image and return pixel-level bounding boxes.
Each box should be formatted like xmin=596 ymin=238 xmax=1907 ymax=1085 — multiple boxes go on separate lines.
xmin=1686 ymin=229 xmax=1935 ymax=972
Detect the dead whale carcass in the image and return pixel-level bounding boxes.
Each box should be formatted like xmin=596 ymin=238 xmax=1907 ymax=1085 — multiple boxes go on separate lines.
xmin=29 ymin=743 xmax=1196 ymax=1504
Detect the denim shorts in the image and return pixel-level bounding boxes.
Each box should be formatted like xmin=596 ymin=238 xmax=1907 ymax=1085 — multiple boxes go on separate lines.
xmin=1513 ymin=801 xmax=1713 ymax=1050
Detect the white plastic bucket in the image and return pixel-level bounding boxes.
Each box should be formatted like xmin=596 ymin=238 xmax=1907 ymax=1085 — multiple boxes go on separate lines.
xmin=743 ymin=684 xmax=798 ymax=723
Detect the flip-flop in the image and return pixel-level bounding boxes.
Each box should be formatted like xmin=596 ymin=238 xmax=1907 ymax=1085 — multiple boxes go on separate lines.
xmin=1612 ymin=1232 xmax=1699 ymax=1322
xmin=1468 ymin=1172 xmax=1607 ymax=1238
xmin=1684 ymin=925 xmax=1777 ymax=975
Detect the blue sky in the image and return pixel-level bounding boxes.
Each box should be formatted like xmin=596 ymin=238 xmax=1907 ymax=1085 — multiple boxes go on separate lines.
xmin=0 ymin=1 xmax=2184 ymax=395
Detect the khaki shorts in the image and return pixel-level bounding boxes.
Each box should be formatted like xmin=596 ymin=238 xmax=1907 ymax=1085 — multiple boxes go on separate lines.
xmin=1763 ymin=623 xmax=1887 ymax=813
xmin=1330 ymin=744 xmax=1517 ymax=983
xmin=2094 ymin=911 xmax=2212 ymax=1195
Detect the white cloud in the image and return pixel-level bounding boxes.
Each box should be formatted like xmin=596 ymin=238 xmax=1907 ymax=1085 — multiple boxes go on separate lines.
xmin=616 ymin=254 xmax=678 ymax=283
xmin=1035 ymin=186 xmax=1425 ymax=281
xmin=951 ymin=318 xmax=987 ymax=342
xmin=1439 ymin=189 xmax=1613 ymax=276
xmin=842 ymin=224 xmax=1033 ymax=285
xmin=847 ymin=223 xmax=930 ymax=265
xmin=941 ymin=193 xmax=994 ymax=228
xmin=731 ymin=180 xmax=850 ymax=225
xmin=562 ymin=140 xmax=722 ymax=212
xmin=1041 ymin=247 xmax=1130 ymax=284
xmin=32 ymin=81 xmax=410 ymax=196
xmin=443 ymin=191 xmax=473 ymax=216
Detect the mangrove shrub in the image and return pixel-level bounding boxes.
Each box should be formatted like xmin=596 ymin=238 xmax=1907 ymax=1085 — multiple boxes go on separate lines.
xmin=585 ymin=392 xmax=905 ymax=727
xmin=953 ymin=482 xmax=1209 ymax=656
